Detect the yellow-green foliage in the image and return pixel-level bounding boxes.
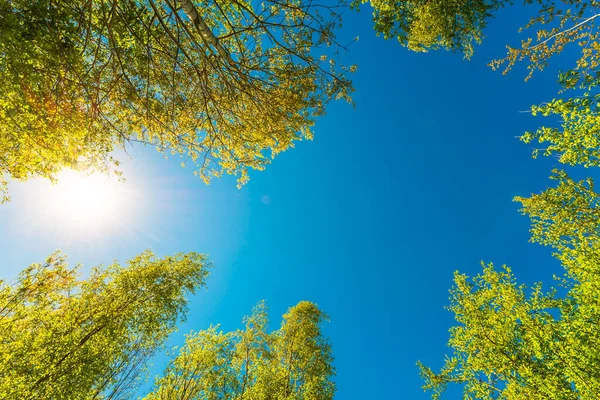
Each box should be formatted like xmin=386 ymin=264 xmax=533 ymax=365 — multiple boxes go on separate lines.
xmin=0 ymin=251 xmax=209 ymax=399
xmin=420 ymin=169 xmax=600 ymax=397
xmin=521 ymin=92 xmax=600 ymax=167
xmin=419 ymin=106 xmax=600 ymax=399
xmin=489 ymin=1 xmax=600 ymax=168
xmin=355 ymin=0 xmax=506 ymax=58
xmin=413 ymin=2 xmax=600 ymax=396
xmin=490 ymin=1 xmax=600 ymax=84
xmin=0 ymin=0 xmax=354 ymax=201
xmin=516 ymin=170 xmax=600 ymax=250
xmin=419 ymin=260 xmax=600 ymax=399
xmin=351 ymin=0 xmax=600 ymax=169
xmin=145 ymin=301 xmax=336 ymax=400
xmin=418 ymin=105 xmax=600 ymax=398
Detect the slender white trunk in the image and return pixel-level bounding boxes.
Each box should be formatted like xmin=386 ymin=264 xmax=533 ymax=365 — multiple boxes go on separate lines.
xmin=177 ymin=0 xmax=235 ymax=65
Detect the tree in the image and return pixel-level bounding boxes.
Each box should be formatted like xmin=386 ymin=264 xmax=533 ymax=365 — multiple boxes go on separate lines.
xmin=367 ymin=0 xmax=600 ymax=194
xmin=353 ymin=0 xmax=507 ymax=58
xmin=491 ymin=1 xmax=600 ymax=169
xmin=400 ymin=2 xmax=600 ymax=395
xmin=418 ymin=168 xmax=600 ymax=398
xmin=0 ymin=0 xmax=355 ymax=201
xmin=145 ymin=301 xmax=336 ymax=400
xmin=418 ymin=169 xmax=600 ymax=397
xmin=0 ymin=252 xmax=335 ymax=399
xmin=357 ymin=0 xmax=600 ymax=68
xmin=515 ymin=170 xmax=600 ymax=252
xmin=0 ymin=250 xmax=210 ymax=399
xmin=355 ymin=0 xmax=600 ymax=168
xmin=418 ymin=261 xmax=600 ymax=399
xmin=518 ymin=85 xmax=600 ymax=168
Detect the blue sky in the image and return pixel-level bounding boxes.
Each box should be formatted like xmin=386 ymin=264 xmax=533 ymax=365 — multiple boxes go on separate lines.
xmin=0 ymin=5 xmax=592 ymax=399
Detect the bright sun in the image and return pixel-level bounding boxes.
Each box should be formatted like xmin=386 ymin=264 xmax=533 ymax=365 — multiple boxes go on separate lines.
xmin=48 ymin=170 xmax=122 ymax=229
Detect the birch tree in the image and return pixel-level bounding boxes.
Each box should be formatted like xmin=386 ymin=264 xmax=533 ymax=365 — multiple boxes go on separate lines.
xmin=419 ymin=171 xmax=600 ymax=398
xmin=0 ymin=0 xmax=355 ymax=201
xmin=0 ymin=250 xmax=209 ymax=399
xmin=145 ymin=301 xmax=335 ymax=400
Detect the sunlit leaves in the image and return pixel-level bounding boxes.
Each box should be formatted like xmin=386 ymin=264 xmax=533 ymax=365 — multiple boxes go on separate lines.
xmin=0 ymin=0 xmax=354 ymax=198
xmin=490 ymin=1 xmax=600 ymax=85
xmin=412 ymin=0 xmax=600 ymax=387
xmin=0 ymin=254 xmax=336 ymax=400
xmin=519 ymin=91 xmax=600 ymax=167
xmin=0 ymin=251 xmax=209 ymax=399
xmin=354 ymin=0 xmax=507 ymax=58
xmin=420 ymin=170 xmax=600 ymax=398
xmin=486 ymin=1 xmax=600 ymax=168
xmin=145 ymin=301 xmax=335 ymax=400
xmin=516 ymin=170 xmax=600 ymax=251
xmin=418 ymin=261 xmax=600 ymax=399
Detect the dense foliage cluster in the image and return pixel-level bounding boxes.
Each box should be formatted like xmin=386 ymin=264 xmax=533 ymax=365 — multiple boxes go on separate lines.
xmin=146 ymin=301 xmax=335 ymax=399
xmin=0 ymin=253 xmax=335 ymax=399
xmin=0 ymin=251 xmax=209 ymax=399
xmin=355 ymin=0 xmax=506 ymax=58
xmin=0 ymin=0 xmax=355 ymax=201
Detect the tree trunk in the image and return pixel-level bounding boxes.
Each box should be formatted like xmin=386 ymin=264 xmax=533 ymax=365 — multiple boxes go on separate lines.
xmin=176 ymin=0 xmax=235 ymax=65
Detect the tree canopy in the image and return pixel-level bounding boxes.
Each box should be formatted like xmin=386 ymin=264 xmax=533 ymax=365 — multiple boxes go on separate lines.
xmin=418 ymin=259 xmax=600 ymax=399
xmin=0 ymin=250 xmax=210 ymax=399
xmin=6 ymin=0 xmax=597 ymax=203
xmin=3 ymin=0 xmax=600 ymax=202
xmin=359 ymin=0 xmax=600 ymax=68
xmin=418 ymin=142 xmax=600 ymax=399
xmin=355 ymin=0 xmax=506 ymax=58
xmin=7 ymin=0 xmax=600 ymax=398
xmin=0 ymin=251 xmax=335 ymax=399
xmin=359 ymin=0 xmax=600 ymax=169
xmin=418 ymin=173 xmax=600 ymax=398
xmin=145 ymin=301 xmax=335 ymax=400
xmin=0 ymin=0 xmax=355 ymax=201
xmin=410 ymin=0 xmax=600 ymax=398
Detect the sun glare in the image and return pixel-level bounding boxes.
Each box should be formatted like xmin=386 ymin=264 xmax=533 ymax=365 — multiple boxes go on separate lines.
xmin=48 ymin=170 xmax=122 ymax=230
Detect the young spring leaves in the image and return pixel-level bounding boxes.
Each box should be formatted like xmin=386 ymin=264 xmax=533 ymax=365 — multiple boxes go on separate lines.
xmin=489 ymin=1 xmax=600 ymax=168
xmin=354 ymin=0 xmax=506 ymax=58
xmin=419 ymin=169 xmax=600 ymax=399
xmin=356 ymin=0 xmax=600 ymax=71
xmin=0 ymin=251 xmax=209 ymax=400
xmin=515 ymin=170 xmax=600 ymax=252
xmin=418 ymin=262 xmax=600 ymax=400
xmin=519 ymin=90 xmax=600 ymax=168
xmin=0 ymin=0 xmax=355 ymax=201
xmin=490 ymin=1 xmax=600 ymax=84
xmin=145 ymin=301 xmax=335 ymax=400
xmin=351 ymin=0 xmax=600 ymax=170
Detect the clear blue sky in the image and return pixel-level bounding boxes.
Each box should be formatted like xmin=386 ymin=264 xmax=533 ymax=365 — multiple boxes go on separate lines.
xmin=0 ymin=5 xmax=592 ymax=399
